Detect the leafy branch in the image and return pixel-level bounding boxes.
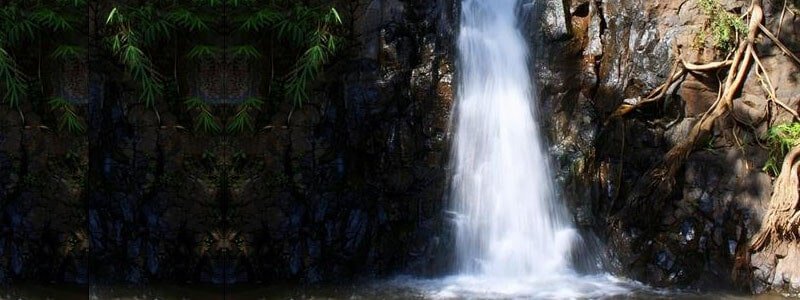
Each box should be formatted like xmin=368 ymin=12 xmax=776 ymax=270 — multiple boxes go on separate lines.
xmin=235 ymin=4 xmax=342 ymax=106
xmin=106 ymin=6 xmax=166 ymax=108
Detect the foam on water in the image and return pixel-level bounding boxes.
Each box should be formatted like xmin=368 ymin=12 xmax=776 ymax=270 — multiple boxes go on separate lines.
xmin=387 ymin=274 xmax=650 ymax=299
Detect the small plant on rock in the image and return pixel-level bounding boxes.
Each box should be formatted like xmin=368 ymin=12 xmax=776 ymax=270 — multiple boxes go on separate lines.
xmin=764 ymin=122 xmax=800 ymax=175
xmin=698 ymin=0 xmax=748 ymax=53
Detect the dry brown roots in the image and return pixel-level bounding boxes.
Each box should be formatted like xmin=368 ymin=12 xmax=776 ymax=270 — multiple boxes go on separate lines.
xmin=609 ymin=0 xmax=800 ymax=183
xmin=751 ymin=145 xmax=800 ymax=251
xmin=607 ymin=0 xmax=800 ymax=254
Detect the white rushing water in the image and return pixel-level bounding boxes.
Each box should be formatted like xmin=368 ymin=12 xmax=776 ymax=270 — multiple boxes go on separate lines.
xmin=451 ymin=0 xmax=574 ymax=277
xmin=415 ymin=0 xmax=642 ymax=297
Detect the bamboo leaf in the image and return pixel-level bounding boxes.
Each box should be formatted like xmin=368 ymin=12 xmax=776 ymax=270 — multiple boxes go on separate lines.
xmin=187 ymin=45 xmax=221 ymax=60
xmin=51 ymin=45 xmax=86 ymax=60
xmin=106 ymin=7 xmax=120 ymax=24
xmin=229 ymin=45 xmax=260 ymax=60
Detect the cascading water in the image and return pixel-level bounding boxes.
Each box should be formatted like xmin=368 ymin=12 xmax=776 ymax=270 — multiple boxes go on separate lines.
xmin=398 ymin=0 xmax=641 ymax=297
xmin=386 ymin=0 xmax=651 ymax=297
xmin=451 ymin=0 xmax=577 ymax=278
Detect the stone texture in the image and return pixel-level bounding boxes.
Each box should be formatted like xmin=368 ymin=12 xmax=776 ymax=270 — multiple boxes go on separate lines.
xmin=528 ymin=0 xmax=800 ymax=294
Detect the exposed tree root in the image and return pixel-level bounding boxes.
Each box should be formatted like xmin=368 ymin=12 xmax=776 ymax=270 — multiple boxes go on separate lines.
xmin=759 ymin=24 xmax=800 ymax=66
xmin=751 ymin=49 xmax=800 ymax=120
xmin=652 ymin=2 xmax=763 ymax=183
xmin=608 ymin=0 xmax=798 ymax=218
xmin=606 ymin=0 xmax=800 ymax=288
xmin=751 ymin=145 xmax=800 ymax=251
xmin=603 ymin=59 xmax=735 ymax=125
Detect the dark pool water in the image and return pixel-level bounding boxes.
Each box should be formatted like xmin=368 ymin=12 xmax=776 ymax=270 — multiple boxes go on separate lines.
xmin=4 ymin=277 xmax=791 ymax=300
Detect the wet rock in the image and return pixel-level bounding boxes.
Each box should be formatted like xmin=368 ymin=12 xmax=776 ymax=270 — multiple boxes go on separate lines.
xmin=525 ymin=0 xmax=570 ymax=41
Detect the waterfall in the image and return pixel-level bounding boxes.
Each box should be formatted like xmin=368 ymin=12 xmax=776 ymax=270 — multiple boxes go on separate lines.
xmin=386 ymin=0 xmax=644 ymax=296
xmin=451 ymin=0 xmax=579 ymax=277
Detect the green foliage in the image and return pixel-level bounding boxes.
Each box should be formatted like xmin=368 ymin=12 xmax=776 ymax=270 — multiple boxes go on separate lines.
xmin=185 ymin=97 xmax=220 ymax=133
xmin=48 ymin=97 xmax=85 ymax=133
xmin=764 ymin=122 xmax=800 ymax=175
xmin=167 ymin=8 xmax=211 ymax=32
xmin=286 ymin=7 xmax=341 ymax=105
xmin=228 ymin=97 xmax=263 ymax=132
xmin=237 ymin=7 xmax=280 ymax=32
xmin=226 ymin=0 xmax=256 ymax=6
xmin=195 ymin=0 xmax=223 ymax=6
xmin=0 ymin=46 xmax=27 ymax=108
xmin=229 ymin=45 xmax=260 ymax=60
xmin=2 ymin=1 xmax=344 ymax=133
xmin=106 ymin=6 xmax=166 ymax=107
xmin=0 ymin=4 xmax=37 ymax=45
xmin=698 ymin=0 xmax=747 ymax=52
xmin=51 ymin=44 xmax=86 ymax=60
xmin=187 ymin=45 xmax=221 ymax=60
xmin=235 ymin=4 xmax=342 ymax=105
xmin=31 ymin=7 xmax=73 ymax=31
xmin=0 ymin=0 xmax=86 ymax=131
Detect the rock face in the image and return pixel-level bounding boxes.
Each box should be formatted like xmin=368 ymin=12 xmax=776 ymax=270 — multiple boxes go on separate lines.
xmin=227 ymin=0 xmax=458 ymax=283
xmin=2 ymin=0 xmax=799 ymax=295
xmin=527 ymin=0 xmax=800 ymax=294
xmin=1 ymin=0 xmax=457 ymax=286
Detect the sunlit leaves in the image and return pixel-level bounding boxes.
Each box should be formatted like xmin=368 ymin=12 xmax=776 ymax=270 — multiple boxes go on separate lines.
xmin=764 ymin=123 xmax=800 ymax=175
xmin=106 ymin=7 xmax=121 ymax=24
xmin=326 ymin=8 xmax=342 ymax=25
xmin=698 ymin=0 xmax=747 ymax=52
